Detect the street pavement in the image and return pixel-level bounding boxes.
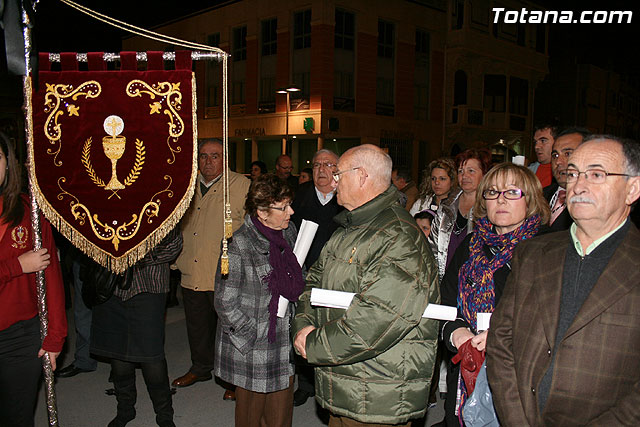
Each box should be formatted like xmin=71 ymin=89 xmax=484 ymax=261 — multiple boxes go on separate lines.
xmin=35 ymin=294 xmax=444 ymax=426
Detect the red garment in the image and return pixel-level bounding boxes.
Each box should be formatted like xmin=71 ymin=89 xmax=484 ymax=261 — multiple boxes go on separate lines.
xmin=0 ymin=197 xmax=66 ymax=352
xmin=452 ymin=340 xmax=485 ymax=396
xmin=535 ymin=163 xmax=553 ymax=188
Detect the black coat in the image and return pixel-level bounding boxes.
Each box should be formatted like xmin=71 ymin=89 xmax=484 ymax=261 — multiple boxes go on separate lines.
xmin=290 ymin=182 xmax=344 ymax=269
xmin=439 ymin=232 xmax=512 ymax=426
xmin=538 ymin=183 xmax=573 ymax=235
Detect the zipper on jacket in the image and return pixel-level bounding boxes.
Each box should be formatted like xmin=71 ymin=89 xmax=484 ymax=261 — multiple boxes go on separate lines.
xmin=349 ymin=247 xmax=357 ymax=264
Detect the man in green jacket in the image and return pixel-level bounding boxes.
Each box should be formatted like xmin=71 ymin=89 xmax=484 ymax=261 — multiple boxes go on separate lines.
xmin=293 ymin=144 xmax=439 ymax=426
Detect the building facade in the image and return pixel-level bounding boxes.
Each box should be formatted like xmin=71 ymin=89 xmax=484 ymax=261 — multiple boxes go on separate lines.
xmin=535 ymin=62 xmax=640 ymax=140
xmin=444 ymin=0 xmax=549 ymax=162
xmin=124 ymin=0 xmax=548 ymax=177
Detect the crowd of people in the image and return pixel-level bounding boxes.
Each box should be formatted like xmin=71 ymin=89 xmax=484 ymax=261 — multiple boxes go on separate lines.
xmin=2 ymin=125 xmax=640 ymax=427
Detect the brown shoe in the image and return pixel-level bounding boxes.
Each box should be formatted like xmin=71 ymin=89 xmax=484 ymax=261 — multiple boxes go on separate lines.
xmin=223 ymin=390 xmax=236 ymax=401
xmin=171 ymin=372 xmax=212 ymax=388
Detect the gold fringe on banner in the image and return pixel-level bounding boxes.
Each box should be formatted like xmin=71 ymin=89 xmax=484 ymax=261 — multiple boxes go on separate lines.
xmin=26 ymin=75 xmax=199 ymax=273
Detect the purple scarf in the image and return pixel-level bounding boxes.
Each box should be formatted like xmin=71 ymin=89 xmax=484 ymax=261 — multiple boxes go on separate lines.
xmin=251 ymin=216 xmax=305 ymax=342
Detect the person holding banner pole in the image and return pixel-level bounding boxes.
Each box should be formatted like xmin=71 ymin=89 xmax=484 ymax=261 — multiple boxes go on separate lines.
xmin=439 ymin=163 xmax=549 ymax=426
xmin=0 ymin=132 xmax=67 ymax=427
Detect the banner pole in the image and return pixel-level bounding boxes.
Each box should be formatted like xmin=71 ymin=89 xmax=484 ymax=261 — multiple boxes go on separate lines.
xmin=20 ymin=1 xmax=60 ymax=426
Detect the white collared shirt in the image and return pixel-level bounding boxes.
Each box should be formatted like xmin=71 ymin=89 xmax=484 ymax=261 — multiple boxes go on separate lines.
xmin=200 ymin=173 xmax=221 ymax=188
xmin=315 ymin=186 xmax=335 ymax=206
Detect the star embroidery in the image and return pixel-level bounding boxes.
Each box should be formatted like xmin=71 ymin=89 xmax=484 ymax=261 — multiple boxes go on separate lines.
xmin=46 ymin=83 xmax=55 ymax=92
xmin=172 ymin=82 xmax=181 ymax=91
xmin=67 ymin=104 xmax=79 ymax=116
xmin=149 ymin=102 xmax=162 ymax=114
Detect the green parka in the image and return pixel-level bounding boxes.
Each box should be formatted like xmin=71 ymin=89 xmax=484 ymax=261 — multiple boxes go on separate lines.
xmin=293 ymin=185 xmax=440 ymax=424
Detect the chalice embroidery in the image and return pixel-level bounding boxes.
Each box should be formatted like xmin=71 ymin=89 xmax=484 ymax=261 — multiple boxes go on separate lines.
xmin=103 ymin=115 xmax=126 ymax=193
xmin=81 ymin=115 xmax=145 ymax=199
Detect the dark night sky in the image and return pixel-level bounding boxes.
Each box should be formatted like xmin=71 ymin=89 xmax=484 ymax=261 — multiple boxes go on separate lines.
xmin=30 ymin=0 xmax=640 ymax=76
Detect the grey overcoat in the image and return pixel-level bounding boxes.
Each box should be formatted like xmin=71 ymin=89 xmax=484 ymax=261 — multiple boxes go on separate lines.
xmin=214 ymin=215 xmax=298 ymax=393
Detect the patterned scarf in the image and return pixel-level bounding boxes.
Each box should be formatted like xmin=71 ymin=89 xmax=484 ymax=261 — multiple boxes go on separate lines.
xmin=457 ymin=215 xmax=541 ymax=332
xmin=455 ymin=214 xmax=541 ymax=423
xmin=251 ymin=216 xmax=305 ymax=342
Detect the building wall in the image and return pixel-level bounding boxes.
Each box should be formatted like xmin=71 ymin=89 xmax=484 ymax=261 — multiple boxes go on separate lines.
xmin=443 ymin=0 xmax=549 ymax=162
xmin=123 ymin=0 xmax=548 ymax=175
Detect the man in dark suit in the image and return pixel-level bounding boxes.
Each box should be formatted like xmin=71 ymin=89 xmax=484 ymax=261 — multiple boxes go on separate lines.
xmin=488 ymin=135 xmax=640 ymax=425
xmin=539 ymin=127 xmax=589 ymax=234
xmin=290 ymin=148 xmax=343 ymax=406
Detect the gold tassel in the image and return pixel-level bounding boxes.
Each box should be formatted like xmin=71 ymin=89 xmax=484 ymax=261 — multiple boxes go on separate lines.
xmin=220 ymin=251 xmax=229 ymax=275
xmin=224 ymin=218 xmax=233 ymax=239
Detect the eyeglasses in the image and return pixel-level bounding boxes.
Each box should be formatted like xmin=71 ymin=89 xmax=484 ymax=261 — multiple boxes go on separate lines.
xmin=332 ymin=167 xmax=361 ymax=182
xmin=482 ymin=189 xmax=525 ymax=200
xmin=312 ymin=161 xmax=337 ymax=170
xmin=565 ymin=168 xmax=630 ymax=184
xmin=269 ymin=202 xmax=292 ymax=212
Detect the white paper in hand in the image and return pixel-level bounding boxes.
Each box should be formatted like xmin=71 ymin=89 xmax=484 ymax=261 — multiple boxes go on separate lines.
xmin=310 ymin=288 xmax=456 ymax=320
xmin=293 ymin=220 xmax=319 ymax=267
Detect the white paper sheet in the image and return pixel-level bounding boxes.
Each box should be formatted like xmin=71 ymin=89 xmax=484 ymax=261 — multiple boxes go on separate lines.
xmin=293 ymin=220 xmax=319 ymax=267
xmin=512 ymin=155 xmax=525 ymax=166
xmin=310 ymin=288 xmax=456 ymax=321
xmin=278 ymin=220 xmax=319 ymax=318
xmin=477 ymin=312 xmax=492 ymax=331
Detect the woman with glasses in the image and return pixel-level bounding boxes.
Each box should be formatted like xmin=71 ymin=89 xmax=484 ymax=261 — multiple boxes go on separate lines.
xmin=429 ymin=149 xmax=492 ymax=281
xmin=410 ymin=158 xmax=458 ymax=216
xmin=214 ymin=173 xmax=305 ymax=427
xmin=439 ymin=163 xmax=550 ymax=426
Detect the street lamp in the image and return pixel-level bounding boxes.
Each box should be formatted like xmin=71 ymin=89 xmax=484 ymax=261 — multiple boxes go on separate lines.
xmin=276 ymin=85 xmax=300 ymax=154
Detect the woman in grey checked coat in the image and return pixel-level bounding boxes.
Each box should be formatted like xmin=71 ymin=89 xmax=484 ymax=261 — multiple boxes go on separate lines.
xmin=214 ymin=174 xmax=305 ymax=427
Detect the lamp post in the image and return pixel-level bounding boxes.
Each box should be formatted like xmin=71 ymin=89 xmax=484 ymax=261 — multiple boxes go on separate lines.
xmin=276 ymin=85 xmax=300 ymax=154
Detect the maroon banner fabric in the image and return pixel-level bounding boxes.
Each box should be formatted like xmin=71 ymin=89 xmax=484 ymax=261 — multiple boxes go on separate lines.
xmin=30 ymin=56 xmax=197 ymax=272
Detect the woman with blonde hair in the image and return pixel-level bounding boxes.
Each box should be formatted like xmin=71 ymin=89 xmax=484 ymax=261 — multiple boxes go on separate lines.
xmin=439 ymin=163 xmax=550 ymax=426
xmin=410 ymin=158 xmax=458 ymax=216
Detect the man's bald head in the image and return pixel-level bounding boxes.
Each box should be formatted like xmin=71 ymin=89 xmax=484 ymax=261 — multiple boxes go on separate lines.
xmin=342 ymin=144 xmax=392 ymax=191
xmin=332 ymin=144 xmax=393 ymax=210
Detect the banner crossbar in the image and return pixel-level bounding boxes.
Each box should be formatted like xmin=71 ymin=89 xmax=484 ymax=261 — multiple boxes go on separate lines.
xmin=47 ymin=51 xmax=228 ymax=63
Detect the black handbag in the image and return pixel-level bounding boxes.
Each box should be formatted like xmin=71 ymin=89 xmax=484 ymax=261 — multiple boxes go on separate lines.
xmin=80 ymin=257 xmax=133 ymax=308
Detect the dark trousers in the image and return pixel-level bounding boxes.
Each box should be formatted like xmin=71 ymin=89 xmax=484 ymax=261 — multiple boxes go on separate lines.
xmin=295 ymin=357 xmax=315 ymax=394
xmin=235 ymin=376 xmax=294 ymax=427
xmin=111 ymin=358 xmax=174 ymax=426
xmin=0 ymin=317 xmax=42 ymax=427
xmin=182 ymin=288 xmax=217 ymax=376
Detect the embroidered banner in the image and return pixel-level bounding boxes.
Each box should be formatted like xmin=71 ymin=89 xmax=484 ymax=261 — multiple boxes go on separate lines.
xmin=29 ymin=51 xmax=197 ymax=272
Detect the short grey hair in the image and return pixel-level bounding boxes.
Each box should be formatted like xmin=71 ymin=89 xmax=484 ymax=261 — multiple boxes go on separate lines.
xmin=583 ymin=134 xmax=640 ymax=177
xmin=198 ymin=138 xmax=222 ymax=153
xmin=343 ymin=144 xmax=393 ymax=189
xmin=312 ymin=149 xmax=338 ymax=163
